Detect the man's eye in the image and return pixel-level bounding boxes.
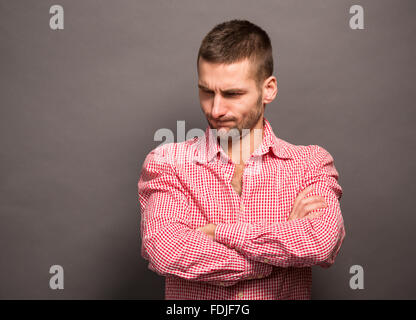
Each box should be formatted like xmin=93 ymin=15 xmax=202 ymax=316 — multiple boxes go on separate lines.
xmin=224 ymin=92 xmax=242 ymax=97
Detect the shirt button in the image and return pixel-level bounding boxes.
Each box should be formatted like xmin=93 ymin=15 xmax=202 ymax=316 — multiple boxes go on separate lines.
xmin=240 ymin=203 xmax=245 ymax=212
xmin=256 ymin=274 xmax=263 ymax=279
xmin=263 ymin=258 xmax=269 ymax=263
xmin=220 ymin=282 xmax=226 ymax=286
xmin=238 ymin=292 xmax=244 ymax=298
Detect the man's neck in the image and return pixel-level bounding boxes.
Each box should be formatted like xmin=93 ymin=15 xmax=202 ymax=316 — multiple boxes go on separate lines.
xmin=221 ymin=116 xmax=264 ymax=165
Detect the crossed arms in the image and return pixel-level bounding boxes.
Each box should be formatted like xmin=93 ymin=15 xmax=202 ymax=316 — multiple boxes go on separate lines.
xmin=138 ymin=145 xmax=345 ymax=287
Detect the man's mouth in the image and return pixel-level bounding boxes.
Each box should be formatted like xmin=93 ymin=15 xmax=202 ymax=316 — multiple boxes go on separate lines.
xmin=214 ymin=120 xmax=234 ymax=125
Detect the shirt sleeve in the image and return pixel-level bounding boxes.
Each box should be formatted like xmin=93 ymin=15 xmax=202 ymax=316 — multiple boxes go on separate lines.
xmin=138 ymin=146 xmax=273 ymax=287
xmin=214 ymin=145 xmax=346 ymax=268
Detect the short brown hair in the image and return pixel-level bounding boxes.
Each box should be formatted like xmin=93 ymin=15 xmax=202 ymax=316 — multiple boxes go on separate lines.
xmin=197 ymin=19 xmax=273 ymax=85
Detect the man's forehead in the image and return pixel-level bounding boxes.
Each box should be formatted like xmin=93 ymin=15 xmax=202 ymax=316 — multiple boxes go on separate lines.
xmin=198 ymin=59 xmax=256 ymax=89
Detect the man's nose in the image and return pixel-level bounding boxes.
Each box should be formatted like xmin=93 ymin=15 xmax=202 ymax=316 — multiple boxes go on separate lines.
xmin=211 ymin=93 xmax=227 ymax=119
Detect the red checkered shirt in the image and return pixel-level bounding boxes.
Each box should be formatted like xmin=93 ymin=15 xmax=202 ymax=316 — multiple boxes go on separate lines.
xmin=138 ymin=117 xmax=345 ymax=300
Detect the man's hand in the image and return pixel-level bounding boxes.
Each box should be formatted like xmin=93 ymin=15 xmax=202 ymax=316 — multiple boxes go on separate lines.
xmin=196 ymin=223 xmax=217 ymax=241
xmin=288 ymin=185 xmax=328 ymax=221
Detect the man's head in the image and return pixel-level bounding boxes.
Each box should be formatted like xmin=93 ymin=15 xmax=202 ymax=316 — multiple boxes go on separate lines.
xmin=197 ymin=20 xmax=278 ymax=139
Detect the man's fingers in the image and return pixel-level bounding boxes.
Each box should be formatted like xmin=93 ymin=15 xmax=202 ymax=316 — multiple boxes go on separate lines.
xmin=300 ymin=195 xmax=326 ymax=206
xmin=294 ymin=197 xmax=326 ymax=218
xmin=289 ymin=186 xmax=329 ymax=221
xmin=294 ymin=202 xmax=327 ymax=220
xmin=304 ymin=202 xmax=327 ymax=213
xmin=293 ymin=185 xmax=314 ymax=208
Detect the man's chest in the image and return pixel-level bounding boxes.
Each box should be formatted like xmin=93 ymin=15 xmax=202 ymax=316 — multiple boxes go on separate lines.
xmin=230 ymin=163 xmax=244 ymax=196
xmin=177 ymin=157 xmax=304 ymax=227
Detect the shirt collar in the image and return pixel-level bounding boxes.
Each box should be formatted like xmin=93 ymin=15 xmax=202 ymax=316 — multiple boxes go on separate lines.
xmin=193 ymin=117 xmax=293 ymax=164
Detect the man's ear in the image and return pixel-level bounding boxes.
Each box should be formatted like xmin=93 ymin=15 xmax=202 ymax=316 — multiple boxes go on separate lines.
xmin=262 ymin=76 xmax=278 ymax=104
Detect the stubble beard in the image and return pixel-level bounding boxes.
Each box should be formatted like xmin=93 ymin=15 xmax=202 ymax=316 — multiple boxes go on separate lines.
xmin=210 ymin=92 xmax=264 ymax=142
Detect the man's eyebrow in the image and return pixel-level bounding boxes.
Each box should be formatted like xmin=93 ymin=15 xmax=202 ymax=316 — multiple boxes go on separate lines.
xmin=221 ymin=88 xmax=247 ymax=93
xmin=198 ymin=84 xmax=211 ymax=91
xmin=198 ymin=84 xmax=247 ymax=93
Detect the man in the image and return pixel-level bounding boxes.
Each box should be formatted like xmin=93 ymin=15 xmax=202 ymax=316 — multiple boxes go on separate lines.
xmin=138 ymin=20 xmax=345 ymax=300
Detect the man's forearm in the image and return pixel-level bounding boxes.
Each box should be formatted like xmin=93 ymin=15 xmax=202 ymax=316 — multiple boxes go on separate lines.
xmin=213 ymin=215 xmax=345 ymax=268
xmin=142 ymin=220 xmax=273 ymax=286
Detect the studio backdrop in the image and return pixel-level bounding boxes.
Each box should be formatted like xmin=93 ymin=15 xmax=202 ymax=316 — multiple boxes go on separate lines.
xmin=0 ymin=0 xmax=415 ymax=299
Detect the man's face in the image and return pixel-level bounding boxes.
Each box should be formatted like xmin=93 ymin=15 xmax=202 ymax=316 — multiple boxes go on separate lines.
xmin=198 ymin=58 xmax=264 ymax=140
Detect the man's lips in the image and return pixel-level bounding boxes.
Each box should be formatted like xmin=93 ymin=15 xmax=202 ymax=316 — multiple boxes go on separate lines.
xmin=214 ymin=120 xmax=234 ymax=125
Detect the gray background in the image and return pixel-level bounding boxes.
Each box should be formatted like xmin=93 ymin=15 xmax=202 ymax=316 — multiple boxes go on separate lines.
xmin=1 ymin=0 xmax=415 ymax=299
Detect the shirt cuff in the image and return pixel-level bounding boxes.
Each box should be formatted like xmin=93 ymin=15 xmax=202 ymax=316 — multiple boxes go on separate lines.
xmin=249 ymin=260 xmax=274 ymax=280
xmin=215 ymin=222 xmax=251 ymax=249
